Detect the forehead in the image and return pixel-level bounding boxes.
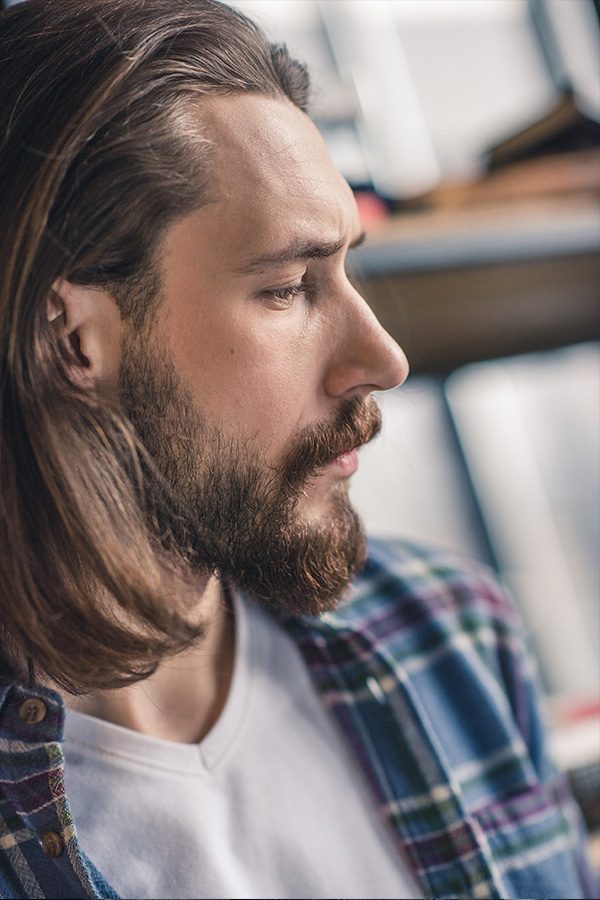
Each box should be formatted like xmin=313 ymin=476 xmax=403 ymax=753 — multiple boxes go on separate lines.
xmin=192 ymin=94 xmax=360 ymax=256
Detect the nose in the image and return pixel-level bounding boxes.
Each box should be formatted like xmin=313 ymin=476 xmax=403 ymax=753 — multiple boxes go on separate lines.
xmin=323 ymin=284 xmax=409 ymax=399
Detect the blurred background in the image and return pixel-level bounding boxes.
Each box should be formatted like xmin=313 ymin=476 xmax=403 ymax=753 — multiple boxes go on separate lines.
xmin=226 ymin=0 xmax=600 ymax=844
xmin=5 ymin=0 xmax=599 ymax=854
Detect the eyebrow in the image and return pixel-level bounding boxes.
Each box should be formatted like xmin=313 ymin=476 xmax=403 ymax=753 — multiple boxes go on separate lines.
xmin=234 ymin=230 xmax=367 ymax=275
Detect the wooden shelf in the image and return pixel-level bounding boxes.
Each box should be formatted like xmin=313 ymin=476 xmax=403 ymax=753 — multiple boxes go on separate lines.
xmin=351 ymin=194 xmax=600 ymax=374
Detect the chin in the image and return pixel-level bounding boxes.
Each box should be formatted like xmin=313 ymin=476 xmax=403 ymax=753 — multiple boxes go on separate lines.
xmin=245 ymin=487 xmax=367 ymax=618
xmin=297 ymin=478 xmax=351 ymax=520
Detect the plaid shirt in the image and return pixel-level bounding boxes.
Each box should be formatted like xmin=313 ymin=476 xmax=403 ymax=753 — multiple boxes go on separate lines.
xmin=0 ymin=539 xmax=596 ymax=899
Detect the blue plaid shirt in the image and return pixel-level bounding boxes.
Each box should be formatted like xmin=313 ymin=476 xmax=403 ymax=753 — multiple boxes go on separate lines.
xmin=0 ymin=540 xmax=597 ymax=899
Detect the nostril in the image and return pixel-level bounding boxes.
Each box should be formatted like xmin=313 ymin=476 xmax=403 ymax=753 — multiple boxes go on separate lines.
xmin=374 ymin=330 xmax=409 ymax=393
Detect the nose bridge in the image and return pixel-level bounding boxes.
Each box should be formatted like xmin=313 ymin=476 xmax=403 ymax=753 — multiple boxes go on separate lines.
xmin=326 ymin=281 xmax=409 ymax=396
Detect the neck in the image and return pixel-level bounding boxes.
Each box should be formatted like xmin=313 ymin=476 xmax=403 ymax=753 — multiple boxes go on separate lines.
xmin=63 ymin=576 xmax=235 ymax=744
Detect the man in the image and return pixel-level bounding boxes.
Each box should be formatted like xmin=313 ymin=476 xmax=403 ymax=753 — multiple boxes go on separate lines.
xmin=0 ymin=1 xmax=595 ymax=898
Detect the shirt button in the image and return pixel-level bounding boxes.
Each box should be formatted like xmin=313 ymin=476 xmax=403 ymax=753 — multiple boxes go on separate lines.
xmin=42 ymin=831 xmax=64 ymax=859
xmin=18 ymin=697 xmax=47 ymax=725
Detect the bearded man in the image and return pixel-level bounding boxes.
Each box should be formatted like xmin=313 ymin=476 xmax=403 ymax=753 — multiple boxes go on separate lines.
xmin=0 ymin=2 xmax=595 ymax=899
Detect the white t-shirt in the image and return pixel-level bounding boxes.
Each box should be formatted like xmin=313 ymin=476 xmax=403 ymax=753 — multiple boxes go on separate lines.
xmin=63 ymin=592 xmax=422 ymax=899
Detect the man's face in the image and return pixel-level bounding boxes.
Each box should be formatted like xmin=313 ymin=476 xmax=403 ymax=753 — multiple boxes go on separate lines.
xmin=119 ymin=94 xmax=408 ymax=615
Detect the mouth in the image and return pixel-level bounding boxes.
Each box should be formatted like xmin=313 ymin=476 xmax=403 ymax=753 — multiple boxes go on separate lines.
xmin=322 ymin=447 xmax=359 ymax=477
xmin=284 ymin=396 xmax=381 ymax=490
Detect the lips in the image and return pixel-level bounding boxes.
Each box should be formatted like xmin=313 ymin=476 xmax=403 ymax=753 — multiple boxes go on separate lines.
xmin=281 ymin=397 xmax=381 ymax=489
xmin=325 ymin=447 xmax=359 ymax=476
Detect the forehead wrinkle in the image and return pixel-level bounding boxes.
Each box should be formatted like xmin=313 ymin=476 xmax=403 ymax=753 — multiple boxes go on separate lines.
xmin=189 ymin=94 xmax=360 ymax=263
xmin=212 ymin=169 xmax=357 ymax=266
xmin=228 ymin=182 xmax=361 ymax=276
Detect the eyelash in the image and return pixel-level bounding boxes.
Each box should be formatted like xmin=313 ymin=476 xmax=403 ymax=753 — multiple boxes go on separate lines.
xmin=262 ymin=279 xmax=311 ymax=308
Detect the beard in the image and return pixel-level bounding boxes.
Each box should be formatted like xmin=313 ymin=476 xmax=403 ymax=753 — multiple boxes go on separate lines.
xmin=119 ymin=328 xmax=381 ymax=617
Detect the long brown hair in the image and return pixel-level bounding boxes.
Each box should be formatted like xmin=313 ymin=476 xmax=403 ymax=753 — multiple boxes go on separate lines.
xmin=0 ymin=0 xmax=309 ymax=693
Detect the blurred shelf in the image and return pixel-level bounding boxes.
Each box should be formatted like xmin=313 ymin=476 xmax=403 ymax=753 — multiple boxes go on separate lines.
xmin=351 ymin=194 xmax=600 ymax=374
xmin=352 ymin=195 xmax=600 ymax=274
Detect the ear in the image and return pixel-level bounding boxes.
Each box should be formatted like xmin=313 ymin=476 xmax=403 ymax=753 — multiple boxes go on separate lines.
xmin=49 ymin=278 xmax=123 ymax=395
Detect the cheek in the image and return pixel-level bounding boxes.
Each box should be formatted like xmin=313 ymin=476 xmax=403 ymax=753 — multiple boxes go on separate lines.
xmin=163 ymin=301 xmax=323 ymax=448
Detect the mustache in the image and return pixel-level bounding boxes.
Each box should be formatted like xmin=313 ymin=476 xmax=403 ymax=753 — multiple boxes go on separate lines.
xmin=281 ymin=396 xmax=382 ymax=488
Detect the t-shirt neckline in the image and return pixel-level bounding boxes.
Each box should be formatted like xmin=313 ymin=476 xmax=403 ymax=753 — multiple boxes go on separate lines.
xmin=63 ymin=588 xmax=253 ymax=775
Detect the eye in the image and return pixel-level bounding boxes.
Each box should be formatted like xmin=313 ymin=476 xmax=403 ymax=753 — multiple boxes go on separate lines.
xmin=261 ymin=279 xmax=310 ymax=309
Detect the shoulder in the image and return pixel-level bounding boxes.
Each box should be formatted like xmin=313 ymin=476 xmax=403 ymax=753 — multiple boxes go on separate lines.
xmin=338 ymin=536 xmax=522 ymax=642
xmin=316 ymin=537 xmax=533 ymax=732
xmin=288 ymin=536 xmax=529 ymax=702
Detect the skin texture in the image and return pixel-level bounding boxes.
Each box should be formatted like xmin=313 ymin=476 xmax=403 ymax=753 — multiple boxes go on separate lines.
xmin=161 ymin=95 xmax=406 ymax=504
xmin=57 ymin=94 xmax=409 ymax=741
